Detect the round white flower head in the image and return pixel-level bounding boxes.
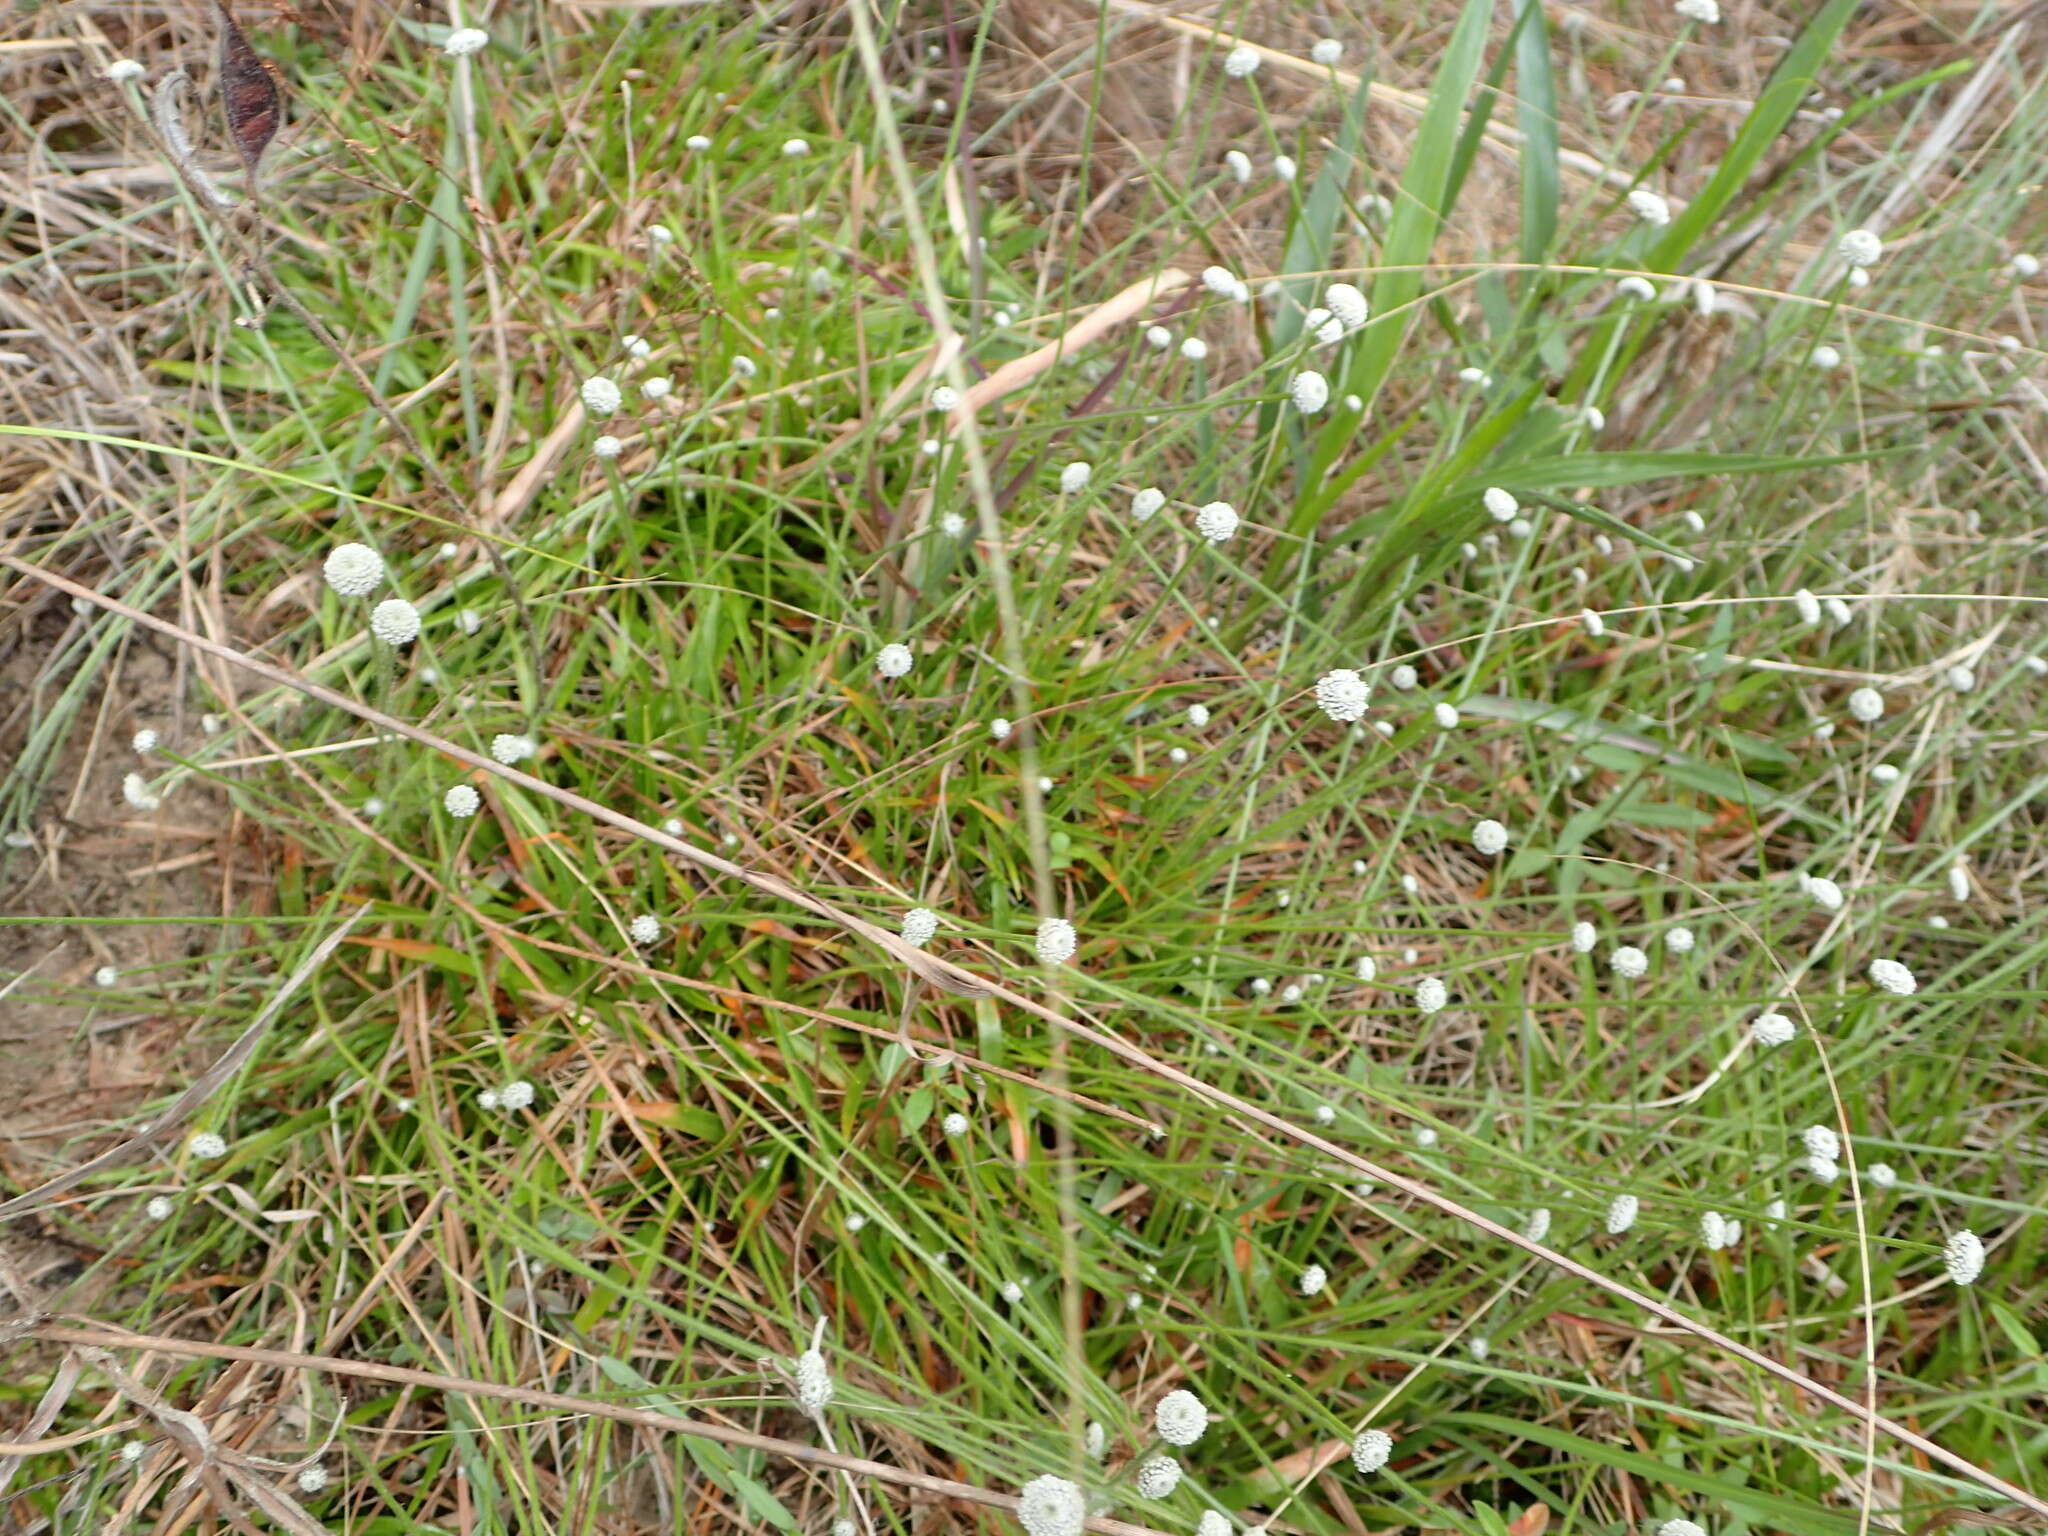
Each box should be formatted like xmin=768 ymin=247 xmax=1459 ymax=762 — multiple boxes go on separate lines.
xmin=1673 ymin=0 xmax=1718 ymax=20
xmin=1313 ymin=1103 xmax=1336 ymax=1125
xmin=1154 ymin=1389 xmax=1209 ymax=1446
xmin=731 ymin=355 xmax=759 ymax=379
xmin=629 ymin=914 xmax=662 ymax=946
xmin=1617 ymin=274 xmax=1657 ymax=301
xmin=1468 ymin=1337 xmax=1489 ymax=1361
xmin=1522 ymin=1207 xmax=1552 ymax=1243
xmin=188 ymin=1132 xmax=227 ymax=1160
xmin=1699 ymin=1210 xmax=1737 ymax=1250
xmin=928 ymin=384 xmax=959 ymax=413
xmin=1302 ymin=307 xmax=1345 ymax=346
xmin=1628 ymin=188 xmax=1672 ymax=226
xmin=1846 ymin=686 xmax=1884 ymax=723
xmin=369 ymin=598 xmax=421 ymax=646
xmin=498 ymin=1079 xmax=535 ymax=1111
xmin=129 ymin=727 xmax=160 ymax=756
xmin=1809 ymin=344 xmax=1842 ymax=371
xmin=1945 ymin=664 xmax=1976 ymax=693
xmin=1792 ymin=588 xmax=1821 ymax=626
xmin=900 ymin=907 xmax=939 ymax=948
xmin=1807 ymin=876 xmax=1845 ymax=911
xmin=1324 ymin=283 xmax=1369 ymax=331
xmin=105 ymin=57 xmax=147 ymax=81
xmin=999 ymin=1279 xmax=1024 ymax=1304
xmin=145 ymin=1194 xmax=173 ymax=1221
xmin=1658 ymin=1521 xmax=1708 ymax=1536
xmin=1311 ymin=37 xmax=1343 ymax=65
xmin=1571 ymin=921 xmax=1597 ymax=953
xmin=1200 ymin=264 xmax=1244 ymax=299
xmin=1802 ymin=1125 xmax=1841 ymax=1163
xmin=1750 ymin=1012 xmax=1796 ymax=1047
xmin=1414 ymin=975 xmax=1448 ymax=1015
xmin=1471 ymin=819 xmax=1508 ymax=856
xmin=989 ymin=717 xmax=1012 ymax=741
xmin=1432 ymin=702 xmax=1460 ymax=729
xmin=1144 ymin=324 xmax=1172 ymax=350
xmin=1083 ymin=1420 xmax=1107 ymax=1459
xmin=1349 ymin=1426 xmax=1393 ymax=1473
xmin=875 ymin=643 xmax=914 ymax=679
xmin=444 ymin=784 xmax=481 ymax=818
xmin=641 ymin=375 xmax=672 ymax=401
xmin=1354 ymin=954 xmax=1377 ymax=982
xmin=1035 ymin=916 xmax=1078 ymax=966
xmin=1298 ymin=1263 xmax=1327 ymax=1296
xmin=1943 ymin=1229 xmax=1985 ymax=1286
xmin=1194 ymin=502 xmax=1240 ymax=542
xmin=1866 ymin=1161 xmax=1897 ymax=1189
xmin=1059 ymin=461 xmax=1093 ymax=495
xmin=1196 ymin=1515 xmax=1231 ymax=1536
xmin=795 ymin=1347 xmax=833 ymax=1414
xmin=323 ymin=542 xmax=385 ymax=597
xmin=939 ymin=512 xmax=967 ymax=537
xmin=1664 ymin=926 xmax=1695 ymax=955
xmin=1483 ymin=487 xmax=1518 ymax=523
xmin=845 ymin=1212 xmax=867 ymax=1232
xmin=1606 ymin=1193 xmax=1640 ymax=1234
xmin=1314 ymin=668 xmax=1371 ymax=723
xmin=1180 ymin=336 xmax=1210 ymax=361
xmin=1868 ymin=958 xmax=1916 ymax=995
xmin=580 ymin=376 xmax=623 ymax=417
xmin=685 ymin=133 xmax=712 ymax=151
xmin=1610 ymin=945 xmax=1649 ymax=980
xmin=1414 ymin=1125 xmax=1438 ymax=1148
xmin=1288 ymin=370 xmax=1330 ymax=414
xmin=622 ymin=333 xmax=652 ymax=359
xmin=1130 ymin=486 xmax=1166 ymax=522
xmin=781 ymin=138 xmax=811 ymax=158
xmin=442 ymin=25 xmax=487 ymax=54
xmin=1838 ymin=228 xmax=1883 ymax=268
xmin=1273 ymin=154 xmax=1297 ymax=184
xmin=94 ymin=964 xmax=119 ymax=988
xmin=832 ymin=1521 xmax=855 ymax=1536
xmin=1224 ymin=148 xmax=1253 ymax=183
xmin=1806 ymin=1153 xmax=1841 ymax=1184
xmin=1135 ymin=1455 xmax=1182 ymax=1499
xmin=1017 ymin=1475 xmax=1087 ymax=1536
xmin=490 ymin=733 xmax=536 ymax=766
xmin=1222 ymin=43 xmax=1261 ymax=77
xmin=1578 ymin=609 xmax=1607 ymax=640
xmin=592 ymin=435 xmax=623 ymax=460
xmin=941 ymin=1111 xmax=969 ymax=1137
xmin=1186 ymin=702 xmax=1210 ymax=729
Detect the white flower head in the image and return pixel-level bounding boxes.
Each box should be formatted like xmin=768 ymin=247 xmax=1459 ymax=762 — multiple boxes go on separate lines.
xmin=498 ymin=1079 xmax=535 ymax=1111
xmin=1144 ymin=324 xmax=1172 ymax=350
xmin=1154 ymin=1389 xmax=1209 ymax=1446
xmin=1617 ymin=275 xmax=1657 ymax=301
xmin=989 ymin=717 xmax=1012 ymax=741
xmin=1273 ymin=154 xmax=1297 ymax=184
xmin=1224 ymin=148 xmax=1252 ymax=183
xmin=1354 ymin=954 xmax=1377 ymax=982
xmin=1471 ymin=819 xmax=1508 ymax=856
xmin=1201 ymin=265 xmax=1248 ymax=301
xmin=1314 ymin=669 xmax=1371 ymax=723
xmin=1802 ymin=1125 xmax=1841 ymax=1163
xmin=1581 ymin=609 xmax=1606 ymax=638
xmin=781 ymin=138 xmax=811 ymax=158
xmin=1942 ymin=1230 xmax=1985 ymax=1286
xmin=1302 ymin=307 xmax=1345 ymax=346
xmin=444 ymin=784 xmax=481 ymax=818
xmin=928 ymin=384 xmax=959 ymax=413
xmin=1947 ymin=859 xmax=1971 ymax=902
xmin=1035 ymin=916 xmax=1077 ymax=966
xmin=1134 ymin=1455 xmax=1182 ymax=1499
xmin=1129 ymin=486 xmax=1167 ymax=522
xmin=442 ymin=26 xmax=488 ymax=55
xmin=1699 ymin=1210 xmax=1738 ymax=1250
xmin=1838 ymin=228 xmax=1883 ymax=268
xmin=1628 ymin=188 xmax=1672 ymax=226
xmin=1847 ymin=686 xmax=1884 ymax=722
xmin=1792 ymin=588 xmax=1821 ymax=626
xmin=1000 ymin=1280 xmax=1025 ymax=1304
xmin=939 ymin=511 xmax=967 ymax=536
xmin=640 ymin=375 xmax=672 ymax=401
xmin=1522 ymin=1207 xmax=1552 ymax=1243
xmin=901 ymin=907 xmax=939 ymax=948
xmin=685 ymin=134 xmax=712 ymax=151
xmin=1606 ymin=1193 xmax=1640 ymax=1234
xmin=1325 ymin=283 xmax=1369 ymax=331
xmin=1222 ymin=43 xmax=1261 ymax=77
xmin=1017 ymin=1474 xmax=1087 ymax=1536
xmin=1059 ymin=461 xmax=1093 ymax=495
xmin=1751 ymin=1012 xmax=1796 ymax=1047
xmin=322 ymin=542 xmax=385 ymax=597
xmin=1298 ymin=1262 xmax=1328 ymax=1296
xmin=1809 ymin=344 xmax=1842 ymax=371
xmin=629 ymin=914 xmax=662 ymax=946
xmin=795 ymin=1347 xmax=833 ymax=1414
xmin=941 ymin=1111 xmax=969 ymax=1137
xmin=1311 ymin=38 xmax=1343 ymax=65
xmin=1610 ymin=945 xmax=1649 ymax=980
xmin=1664 ymin=926 xmax=1695 ymax=955
xmin=105 ymin=57 xmax=147 ymax=81
xmin=1186 ymin=702 xmax=1210 ymax=729
xmin=295 ymin=1465 xmax=329 ymax=1493
xmin=1673 ymin=0 xmax=1718 ymax=20
xmin=1570 ymin=921 xmax=1597 ymax=954
xmin=490 ymin=733 xmax=536 ymax=766
xmin=1483 ymin=487 xmax=1519 ymax=523
xmin=187 ymin=1131 xmax=227 ymax=1160
xmin=875 ymin=643 xmax=914 ymax=679
xmin=580 ymin=376 xmax=623 ymax=416
xmin=370 ymin=598 xmax=421 ymax=646
xmin=622 ymin=333 xmax=652 ymax=360
xmin=1945 ymin=664 xmax=1976 ymax=693
xmin=731 ymin=355 xmax=759 ymax=379
xmin=1432 ymin=702 xmax=1460 ymax=729
xmin=1808 ymin=876 xmax=1845 ymax=911
xmin=1350 ymin=1425 xmax=1393 ymax=1473
xmin=1288 ymin=370 xmax=1330 ymax=414
xmin=1180 ymin=336 xmax=1210 ymax=361
xmin=1866 ymin=1162 xmax=1897 ymax=1189
xmin=592 ymin=435 xmax=623 ymax=459
xmin=1414 ymin=975 xmax=1448 ymax=1015
xmin=94 ymin=964 xmax=119 ymax=988
xmin=1868 ymin=958 xmax=1916 ymax=995
xmin=145 ymin=1194 xmax=173 ymax=1221
xmin=1194 ymin=502 xmax=1240 ymax=542
xmin=1658 ymin=1521 xmax=1708 ymax=1536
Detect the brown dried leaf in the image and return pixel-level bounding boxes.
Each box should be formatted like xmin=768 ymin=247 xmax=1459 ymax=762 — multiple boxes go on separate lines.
xmin=213 ymin=0 xmax=281 ymax=176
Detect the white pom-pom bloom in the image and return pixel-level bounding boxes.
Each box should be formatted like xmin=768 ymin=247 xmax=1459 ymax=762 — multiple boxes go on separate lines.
xmin=1945 ymin=664 xmax=1976 ymax=693
xmin=781 ymin=138 xmax=811 ymax=158
xmin=795 ymin=1348 xmax=833 ymax=1414
xmin=1868 ymin=958 xmax=1917 ymax=995
xmin=1751 ymin=1012 xmax=1796 ymax=1047
xmin=1311 ymin=38 xmax=1343 ymax=65
xmin=1017 ymin=1475 xmax=1087 ymax=1536
xmin=1866 ymin=1162 xmax=1897 ymax=1189
xmin=1288 ymin=370 xmax=1330 ymax=414
xmin=1657 ymin=1521 xmax=1708 ymax=1536
xmin=1273 ymin=154 xmax=1297 ymax=184
xmin=629 ymin=914 xmax=662 ymax=946
xmin=322 ymin=542 xmax=385 ymax=597
xmin=490 ymin=733 xmax=536 ymax=765
xmin=1224 ymin=149 xmax=1253 ymax=183
xmin=1699 ymin=1211 xmax=1739 ymax=1250
xmin=1838 ymin=228 xmax=1883 ymax=268
xmin=442 ymin=26 xmax=488 ymax=55
xmin=1847 ymin=686 xmax=1884 ymax=722
xmin=1809 ymin=345 xmax=1841 ymax=371
xmin=1664 ymin=926 xmax=1695 ymax=955
xmin=296 ymin=1465 xmax=330 ymax=1493
xmin=1628 ymin=188 xmax=1672 ymax=226
xmin=990 ymin=718 xmax=1012 ymax=741
xmin=999 ymin=1280 xmax=1025 ymax=1304
xmin=1414 ymin=975 xmax=1448 ymax=1015
xmin=1314 ymin=669 xmax=1371 ymax=723
xmin=580 ymin=376 xmax=623 ymax=416
xmin=1298 ymin=1263 xmax=1327 ymax=1296
xmin=900 ymin=907 xmax=939 ymax=948
xmin=1471 ymin=819 xmax=1508 ymax=856
xmin=941 ymin=1111 xmax=969 ymax=1137
xmin=1610 ymin=946 xmax=1649 ymax=980
xmin=1354 ymin=954 xmax=1377 ymax=982
xmin=1035 ymin=916 xmax=1077 ymax=965
xmin=1325 ymin=283 xmax=1369 ymax=331
xmin=370 ymin=598 xmax=421 ymax=645
xmin=592 ymin=435 xmax=623 ymax=459
xmin=731 ymin=355 xmax=759 ymax=379
xmin=1606 ymin=1193 xmax=1639 ymax=1234
xmin=1200 ymin=265 xmax=1250 ymax=303
xmin=145 ymin=1194 xmax=173 ymax=1221
xmin=444 ymin=784 xmax=481 ymax=818
xmin=875 ymin=643 xmax=914 ymax=679
xmin=498 ymin=1079 xmax=535 ymax=1110
xmin=928 ymin=385 xmax=958 ymax=413
xmin=1802 ymin=1125 xmax=1841 ymax=1163
xmin=623 ymin=334 xmax=652 ymax=360
xmin=1673 ymin=0 xmax=1718 ymax=20
xmin=105 ymin=57 xmax=146 ymax=81
xmin=1617 ymin=275 xmax=1658 ymax=302
xmin=132 ymin=728 xmax=159 ymax=755
xmin=1433 ymin=702 xmax=1460 ymax=729
xmin=188 ymin=1132 xmax=228 ymax=1160
xmin=1807 ymin=876 xmax=1845 ymax=911
xmin=1792 ymin=588 xmax=1821 ymax=626
xmin=1570 ymin=921 xmax=1597 ymax=954
xmin=94 ymin=965 xmax=119 ymax=988
xmin=1350 ymin=1427 xmax=1393 ymax=1473
xmin=1942 ymin=1230 xmax=1985 ymax=1286
xmin=1194 ymin=502 xmax=1240 ymax=542
xmin=1483 ymin=487 xmax=1518 ymax=523
xmin=1222 ymin=43 xmax=1261 ymax=77
xmin=1522 ymin=1207 xmax=1552 ymax=1243
xmin=122 ymin=773 xmax=162 ymax=812
xmin=1154 ymin=1389 xmax=1209 ymax=1446
xmin=1302 ymin=307 xmax=1345 ymax=345
xmin=1180 ymin=336 xmax=1210 ymax=361
xmin=1134 ymin=1455 xmax=1182 ymax=1499
xmin=1132 ymin=487 xmax=1166 ymax=521
xmin=1059 ymin=461 xmax=1092 ymax=495
xmin=641 ymin=376 xmax=672 ymax=401
xmin=1187 ymin=703 xmax=1210 ymax=728
xmin=1947 ymin=860 xmax=1970 ymax=902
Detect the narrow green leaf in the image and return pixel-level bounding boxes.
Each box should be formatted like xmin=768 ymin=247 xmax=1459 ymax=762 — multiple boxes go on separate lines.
xmin=1513 ymin=0 xmax=1559 ymax=264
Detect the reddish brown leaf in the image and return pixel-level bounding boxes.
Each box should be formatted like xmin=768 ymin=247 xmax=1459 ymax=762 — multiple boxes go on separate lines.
xmin=214 ymin=0 xmax=282 ymax=175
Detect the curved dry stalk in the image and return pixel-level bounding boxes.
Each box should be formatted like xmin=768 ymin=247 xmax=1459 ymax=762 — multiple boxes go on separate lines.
xmin=22 ymin=1322 xmax=1170 ymax=1536
xmin=6 ymin=553 xmax=2044 ymax=1523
